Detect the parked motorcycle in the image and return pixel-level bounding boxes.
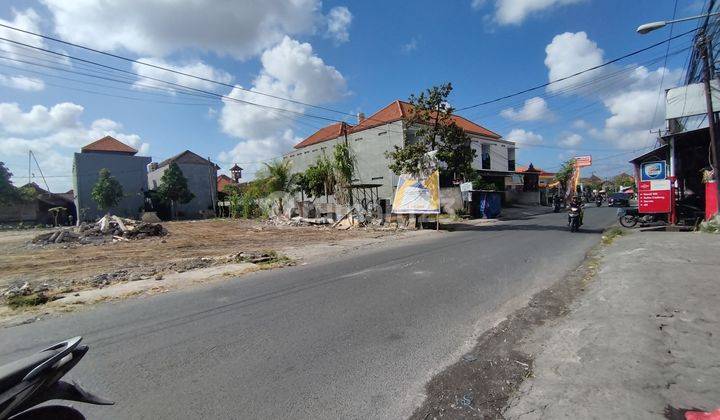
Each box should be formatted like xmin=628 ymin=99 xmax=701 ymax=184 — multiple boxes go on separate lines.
xmin=617 ymin=208 xmax=660 ymax=228
xmin=0 ymin=337 xmax=113 ymax=420
xmin=553 ymin=196 xmax=562 ymax=213
xmin=568 ymin=205 xmax=582 ymax=232
xmin=595 ymin=196 xmax=602 ymax=207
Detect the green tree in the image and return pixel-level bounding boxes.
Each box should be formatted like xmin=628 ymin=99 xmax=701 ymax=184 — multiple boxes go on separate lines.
xmin=293 ymin=172 xmax=312 ymax=202
xmin=91 ymin=168 xmax=124 ymax=215
xmin=614 ymin=173 xmax=635 ymax=188
xmin=554 ymin=159 xmax=576 ymax=193
xmin=157 ymin=162 xmax=195 ymax=219
xmin=240 ymin=181 xmax=265 ymax=218
xmin=332 ymin=142 xmax=356 ymax=205
xmin=304 ymin=156 xmax=335 ymax=201
xmin=386 ymin=83 xmax=476 ymax=180
xmin=222 ymin=182 xmax=243 ymax=197
xmin=258 ymin=160 xmax=297 ymax=214
xmin=0 ymin=162 xmax=18 ymax=205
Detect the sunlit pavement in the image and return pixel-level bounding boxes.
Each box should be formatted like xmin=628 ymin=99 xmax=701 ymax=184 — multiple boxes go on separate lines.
xmin=0 ymin=207 xmax=618 ymax=419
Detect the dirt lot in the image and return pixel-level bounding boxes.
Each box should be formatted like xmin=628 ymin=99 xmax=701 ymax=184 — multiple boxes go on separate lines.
xmin=0 ymin=218 xmax=398 ymax=294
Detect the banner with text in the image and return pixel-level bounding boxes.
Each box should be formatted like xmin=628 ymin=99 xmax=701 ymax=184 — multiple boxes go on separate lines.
xmin=392 ymin=170 xmax=441 ymax=214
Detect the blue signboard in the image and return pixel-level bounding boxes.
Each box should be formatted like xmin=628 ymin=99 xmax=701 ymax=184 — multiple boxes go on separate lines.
xmin=640 ymin=161 xmax=667 ymax=181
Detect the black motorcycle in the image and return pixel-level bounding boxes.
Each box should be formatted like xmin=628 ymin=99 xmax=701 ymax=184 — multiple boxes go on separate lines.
xmin=568 ymin=205 xmax=582 ymax=232
xmin=553 ymin=196 xmax=562 ymax=213
xmin=0 ymin=337 xmax=112 ymax=419
xmin=595 ymin=197 xmax=602 ymax=207
xmin=617 ymin=208 xmax=660 ymax=228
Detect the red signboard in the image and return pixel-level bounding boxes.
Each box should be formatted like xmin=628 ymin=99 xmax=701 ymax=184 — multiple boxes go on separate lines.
xmin=574 ymin=155 xmax=592 ymax=167
xmin=638 ymin=180 xmax=671 ymax=213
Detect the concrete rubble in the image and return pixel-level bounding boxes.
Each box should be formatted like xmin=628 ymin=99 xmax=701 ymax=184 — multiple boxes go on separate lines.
xmin=31 ymin=215 xmax=167 ymax=246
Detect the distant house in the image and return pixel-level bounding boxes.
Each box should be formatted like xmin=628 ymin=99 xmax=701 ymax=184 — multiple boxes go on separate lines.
xmin=217 ymin=174 xmax=236 ymax=193
xmin=0 ymin=183 xmax=75 ymax=225
xmin=73 ymin=136 xmax=150 ymax=222
xmin=147 ymin=150 xmax=219 ymax=218
xmin=516 ymin=165 xmax=557 ymax=189
xmin=284 ymin=100 xmax=513 ymax=202
xmin=217 ymin=164 xmax=243 ymax=194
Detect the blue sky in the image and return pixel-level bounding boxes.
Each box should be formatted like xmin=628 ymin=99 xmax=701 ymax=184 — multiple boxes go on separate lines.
xmin=0 ymin=0 xmax=707 ymax=191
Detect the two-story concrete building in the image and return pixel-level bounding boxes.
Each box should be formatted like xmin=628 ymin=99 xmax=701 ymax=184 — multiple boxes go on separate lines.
xmin=72 ymin=136 xmax=151 ymax=221
xmin=284 ymin=100 xmax=515 ymax=202
xmin=147 ymin=150 xmax=219 ymax=219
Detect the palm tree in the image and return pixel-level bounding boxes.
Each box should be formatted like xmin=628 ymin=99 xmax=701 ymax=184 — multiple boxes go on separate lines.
xmin=260 ymin=160 xmax=297 ymax=215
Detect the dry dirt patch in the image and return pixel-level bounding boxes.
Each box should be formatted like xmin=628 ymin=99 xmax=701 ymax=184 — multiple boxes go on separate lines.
xmin=0 ymin=218 xmax=397 ymax=295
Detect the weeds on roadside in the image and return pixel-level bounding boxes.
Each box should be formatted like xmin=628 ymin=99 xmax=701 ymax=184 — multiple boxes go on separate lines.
xmin=7 ymin=293 xmax=49 ymax=309
xmin=601 ymin=227 xmax=624 ymax=245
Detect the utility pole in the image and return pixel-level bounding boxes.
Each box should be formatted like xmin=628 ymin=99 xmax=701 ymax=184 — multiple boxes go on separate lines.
xmin=700 ymin=30 xmax=720 ymax=214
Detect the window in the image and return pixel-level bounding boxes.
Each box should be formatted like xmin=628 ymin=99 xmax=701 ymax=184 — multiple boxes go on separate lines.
xmin=508 ymin=147 xmax=516 ymax=172
xmin=152 ymin=180 xmax=157 ymax=188
xmin=354 ymin=137 xmax=363 ymax=142
xmin=377 ymin=131 xmax=387 ymax=136
xmin=481 ymin=144 xmax=491 ymax=170
xmin=371 ymin=176 xmax=383 ymax=180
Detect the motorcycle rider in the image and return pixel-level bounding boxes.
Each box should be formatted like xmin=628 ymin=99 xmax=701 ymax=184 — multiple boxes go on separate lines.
xmin=569 ymin=195 xmax=584 ymax=226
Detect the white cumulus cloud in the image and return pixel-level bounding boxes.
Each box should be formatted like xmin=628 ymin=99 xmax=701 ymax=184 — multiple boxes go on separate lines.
xmin=0 ymin=8 xmax=46 ymax=61
xmin=325 ymin=6 xmax=353 ymax=44
xmin=558 ymin=132 xmax=582 ymax=147
xmin=42 ymin=0 xmax=331 ymax=60
xmin=0 ymin=75 xmax=45 ymax=91
xmin=506 ymin=128 xmax=543 ymax=145
xmin=500 ymin=96 xmax=553 ymax=121
xmin=218 ymin=37 xmax=347 ymax=177
xmin=544 ymin=31 xmax=683 ymax=150
xmin=472 ymin=0 xmax=584 ymax=25
xmin=0 ymin=102 xmax=147 ymax=191
xmin=545 ymin=31 xmax=605 ymax=94
xmin=131 ymin=57 xmax=233 ymax=93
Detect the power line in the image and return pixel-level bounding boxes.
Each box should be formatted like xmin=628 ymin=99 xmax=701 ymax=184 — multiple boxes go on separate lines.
xmin=0 ymin=36 xmax=344 ymax=125
xmin=456 ymin=28 xmax=698 ymax=111
xmin=0 ymin=21 xmax=700 ymax=133
xmin=0 ymin=22 xmax=365 ymax=120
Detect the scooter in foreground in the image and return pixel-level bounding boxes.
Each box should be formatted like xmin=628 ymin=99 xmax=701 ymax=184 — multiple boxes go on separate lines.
xmin=568 ymin=205 xmax=582 ymax=232
xmin=0 ymin=337 xmax=112 ymax=420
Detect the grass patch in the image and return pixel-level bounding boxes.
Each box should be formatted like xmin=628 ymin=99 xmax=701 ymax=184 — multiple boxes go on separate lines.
xmin=255 ymin=251 xmax=293 ymax=269
xmin=601 ymin=226 xmax=624 ymax=245
xmin=7 ymin=293 xmax=49 ymax=309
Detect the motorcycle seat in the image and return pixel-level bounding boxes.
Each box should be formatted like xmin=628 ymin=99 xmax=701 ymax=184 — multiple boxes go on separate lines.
xmin=0 ymin=351 xmax=56 ymax=394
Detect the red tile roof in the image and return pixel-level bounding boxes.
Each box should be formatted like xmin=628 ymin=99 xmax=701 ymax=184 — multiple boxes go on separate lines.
xmin=217 ymin=174 xmax=237 ymax=192
xmin=294 ymin=122 xmax=352 ymax=149
xmin=516 ymin=165 xmax=556 ymax=177
xmin=81 ymin=136 xmax=138 ymax=154
xmin=294 ymin=100 xmax=501 ymax=149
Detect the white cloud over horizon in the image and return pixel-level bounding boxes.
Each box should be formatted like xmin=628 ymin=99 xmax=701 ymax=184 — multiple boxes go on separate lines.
xmin=473 ymin=0 xmax=585 ymax=25
xmin=0 ymin=74 xmax=45 ymax=91
xmin=500 ymin=96 xmax=553 ymax=121
xmin=218 ymin=36 xmax=347 ymax=177
xmin=544 ymin=31 xmax=683 ymax=150
xmin=131 ymin=57 xmax=233 ymax=94
xmin=1 ymin=102 xmax=148 ymax=192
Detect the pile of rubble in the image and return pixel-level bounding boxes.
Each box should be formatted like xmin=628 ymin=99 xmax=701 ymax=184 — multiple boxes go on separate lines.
xmin=32 ymin=215 xmax=167 ymax=246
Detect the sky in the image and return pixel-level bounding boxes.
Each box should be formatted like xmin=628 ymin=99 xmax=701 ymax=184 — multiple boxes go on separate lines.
xmin=0 ymin=0 xmax=708 ymax=192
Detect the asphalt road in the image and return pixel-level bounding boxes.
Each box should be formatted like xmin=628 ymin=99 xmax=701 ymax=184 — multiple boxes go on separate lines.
xmin=0 ymin=207 xmax=617 ymax=419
